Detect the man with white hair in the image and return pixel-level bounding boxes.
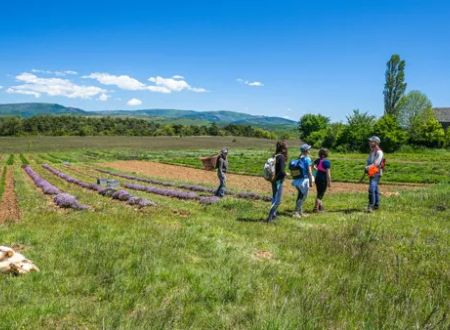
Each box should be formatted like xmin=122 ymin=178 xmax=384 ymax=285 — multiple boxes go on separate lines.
xmin=366 ymin=136 xmax=384 ymax=212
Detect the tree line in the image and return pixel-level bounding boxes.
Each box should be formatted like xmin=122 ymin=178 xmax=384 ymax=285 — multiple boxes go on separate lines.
xmin=0 ymin=115 xmax=277 ymax=139
xmin=298 ymin=54 xmax=448 ymax=152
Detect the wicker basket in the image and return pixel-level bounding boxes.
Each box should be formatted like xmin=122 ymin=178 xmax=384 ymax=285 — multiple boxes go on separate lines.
xmin=200 ymin=154 xmax=219 ymax=171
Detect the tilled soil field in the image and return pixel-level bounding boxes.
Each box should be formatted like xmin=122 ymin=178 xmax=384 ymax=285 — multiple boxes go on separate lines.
xmin=0 ymin=168 xmax=20 ymax=223
xmin=100 ymin=161 xmax=421 ymax=195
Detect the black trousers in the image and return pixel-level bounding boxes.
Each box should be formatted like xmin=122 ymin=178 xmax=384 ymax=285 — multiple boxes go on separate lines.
xmin=315 ymin=176 xmax=328 ymax=200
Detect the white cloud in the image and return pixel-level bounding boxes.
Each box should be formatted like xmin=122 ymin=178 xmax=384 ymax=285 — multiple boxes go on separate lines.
xmin=237 ymin=78 xmax=264 ymax=87
xmin=98 ymin=93 xmax=109 ymax=101
xmin=84 ymin=72 xmax=147 ymax=91
xmin=148 ymin=75 xmax=207 ymax=93
xmin=247 ymin=81 xmax=263 ymax=87
xmin=83 ymin=72 xmax=206 ymax=94
xmin=127 ymin=98 xmax=142 ymax=106
xmin=0 ymin=85 xmax=3 ymax=89
xmin=6 ymin=72 xmax=107 ymax=99
xmin=31 ymin=69 xmax=78 ymax=76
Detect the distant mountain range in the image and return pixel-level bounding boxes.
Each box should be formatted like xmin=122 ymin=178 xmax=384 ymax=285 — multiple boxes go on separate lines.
xmin=0 ymin=103 xmax=297 ymax=130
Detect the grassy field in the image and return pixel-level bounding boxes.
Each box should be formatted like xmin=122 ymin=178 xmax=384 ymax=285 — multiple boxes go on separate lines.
xmin=0 ymin=136 xmax=449 ymax=328
xmin=10 ymin=140 xmax=449 ymax=184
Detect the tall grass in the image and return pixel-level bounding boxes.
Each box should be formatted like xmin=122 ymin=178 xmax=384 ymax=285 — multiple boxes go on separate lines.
xmin=0 ymin=163 xmax=448 ymax=328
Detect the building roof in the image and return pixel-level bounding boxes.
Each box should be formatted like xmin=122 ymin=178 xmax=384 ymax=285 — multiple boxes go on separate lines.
xmin=433 ymin=108 xmax=450 ymax=123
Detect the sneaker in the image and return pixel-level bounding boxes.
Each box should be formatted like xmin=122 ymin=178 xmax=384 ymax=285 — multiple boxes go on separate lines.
xmin=366 ymin=207 xmax=374 ymax=213
xmin=292 ymin=212 xmax=302 ymax=219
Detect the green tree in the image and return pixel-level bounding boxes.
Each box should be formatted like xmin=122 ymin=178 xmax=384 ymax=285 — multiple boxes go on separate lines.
xmin=337 ymin=110 xmax=376 ymax=152
xmin=396 ymin=90 xmax=432 ymax=128
xmin=384 ymin=54 xmax=407 ymax=116
xmin=298 ymin=114 xmax=330 ymax=140
xmin=373 ymin=115 xmax=407 ymax=152
xmin=409 ymin=108 xmax=446 ymax=147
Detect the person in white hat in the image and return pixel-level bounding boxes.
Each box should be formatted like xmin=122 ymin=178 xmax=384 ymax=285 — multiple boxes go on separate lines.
xmin=290 ymin=143 xmax=313 ymax=218
xmin=366 ymin=136 xmax=384 ymax=212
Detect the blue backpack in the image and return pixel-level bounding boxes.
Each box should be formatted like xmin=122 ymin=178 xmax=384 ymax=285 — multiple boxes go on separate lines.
xmin=289 ymin=158 xmax=307 ymax=179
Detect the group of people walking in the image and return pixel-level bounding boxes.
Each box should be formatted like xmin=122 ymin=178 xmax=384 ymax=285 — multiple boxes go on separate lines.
xmin=214 ymin=136 xmax=384 ymax=223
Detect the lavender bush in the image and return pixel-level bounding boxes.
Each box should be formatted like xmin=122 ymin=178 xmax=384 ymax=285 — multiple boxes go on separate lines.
xmin=199 ymin=196 xmax=221 ymax=205
xmin=97 ymin=168 xmax=271 ymax=202
xmin=43 ymin=164 xmax=155 ymax=208
xmin=54 ymin=193 xmax=88 ymax=210
xmin=23 ymin=165 xmax=87 ymax=210
xmin=124 ymin=183 xmax=199 ymax=200
xmin=23 ymin=165 xmax=61 ymax=195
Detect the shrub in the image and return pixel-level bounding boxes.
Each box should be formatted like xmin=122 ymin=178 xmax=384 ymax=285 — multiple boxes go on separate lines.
xmin=298 ymin=114 xmax=330 ymax=140
xmin=337 ymin=110 xmax=376 ymax=152
xmin=409 ymin=109 xmax=446 ymax=148
xmin=373 ymin=115 xmax=407 ymax=152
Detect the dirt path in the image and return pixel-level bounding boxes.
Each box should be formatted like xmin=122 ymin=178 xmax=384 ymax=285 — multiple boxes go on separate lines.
xmin=100 ymin=161 xmax=421 ymax=196
xmin=0 ymin=167 xmax=20 ymax=223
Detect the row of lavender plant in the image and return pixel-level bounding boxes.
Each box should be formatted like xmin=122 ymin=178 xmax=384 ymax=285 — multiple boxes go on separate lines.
xmin=96 ymin=169 xmax=271 ymax=202
xmin=42 ymin=164 xmax=155 ymax=208
xmin=123 ymin=182 xmax=220 ymax=205
xmin=23 ymin=165 xmax=88 ymax=210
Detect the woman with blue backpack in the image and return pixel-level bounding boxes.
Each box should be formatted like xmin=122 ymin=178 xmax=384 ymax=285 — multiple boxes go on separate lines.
xmin=289 ymin=144 xmax=313 ymax=218
xmin=266 ymin=141 xmax=288 ymax=223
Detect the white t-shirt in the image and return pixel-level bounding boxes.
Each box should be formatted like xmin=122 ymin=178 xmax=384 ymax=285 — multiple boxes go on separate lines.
xmin=367 ymin=149 xmax=384 ymax=175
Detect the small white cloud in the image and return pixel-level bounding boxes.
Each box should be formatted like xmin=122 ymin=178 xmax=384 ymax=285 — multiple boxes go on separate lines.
xmin=0 ymin=85 xmax=3 ymax=89
xmin=247 ymin=81 xmax=263 ymax=87
xmin=31 ymin=69 xmax=78 ymax=76
xmin=98 ymin=93 xmax=109 ymax=101
xmin=6 ymin=72 xmax=107 ymax=99
xmin=84 ymin=72 xmax=147 ymax=91
xmin=127 ymin=98 xmax=142 ymax=106
xmin=148 ymin=75 xmax=206 ymax=93
xmin=237 ymin=78 xmax=264 ymax=87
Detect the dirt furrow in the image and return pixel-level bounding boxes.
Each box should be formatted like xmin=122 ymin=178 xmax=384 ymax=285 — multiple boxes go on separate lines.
xmin=0 ymin=168 xmax=20 ymax=223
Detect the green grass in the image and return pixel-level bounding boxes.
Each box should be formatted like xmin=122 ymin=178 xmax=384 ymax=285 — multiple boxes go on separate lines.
xmin=19 ymin=154 xmax=29 ymax=165
xmin=0 ymin=136 xmax=282 ymax=153
xmin=0 ymin=138 xmax=448 ymax=327
xmin=0 ymin=160 xmax=448 ymax=328
xmin=6 ymin=154 xmax=14 ymax=166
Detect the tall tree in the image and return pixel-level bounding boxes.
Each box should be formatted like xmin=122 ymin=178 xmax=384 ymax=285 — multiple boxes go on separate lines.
xmin=383 ymin=54 xmax=407 ymax=116
xmin=395 ymin=90 xmax=432 ymax=128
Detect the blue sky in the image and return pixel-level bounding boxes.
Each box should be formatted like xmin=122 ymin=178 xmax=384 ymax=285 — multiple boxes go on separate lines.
xmin=0 ymin=0 xmax=449 ymax=121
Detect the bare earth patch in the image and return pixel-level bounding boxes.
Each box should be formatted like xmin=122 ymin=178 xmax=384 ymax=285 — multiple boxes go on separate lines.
xmin=253 ymin=250 xmax=274 ymax=260
xmin=100 ymin=161 xmax=419 ymax=195
xmin=0 ymin=168 xmax=20 ymax=223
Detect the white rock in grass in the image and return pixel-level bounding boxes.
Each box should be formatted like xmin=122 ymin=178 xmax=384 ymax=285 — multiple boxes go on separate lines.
xmin=0 ymin=247 xmax=40 ymax=275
